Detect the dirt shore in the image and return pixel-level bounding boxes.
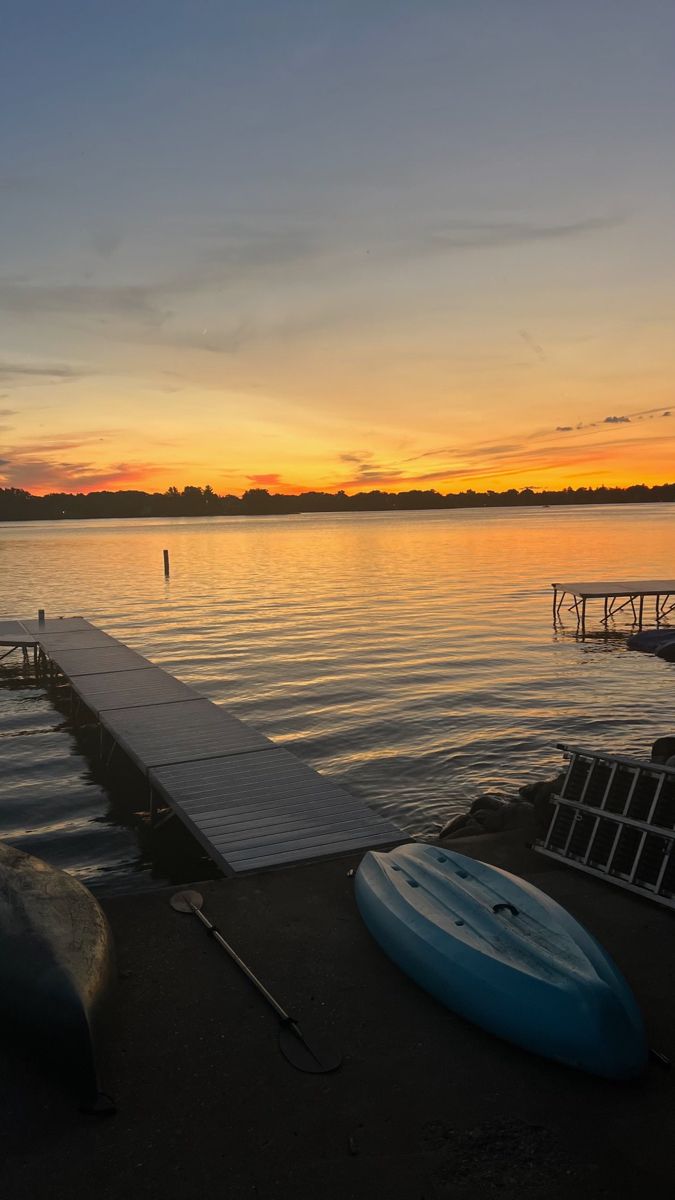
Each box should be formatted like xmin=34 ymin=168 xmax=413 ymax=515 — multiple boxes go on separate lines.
xmin=2 ymin=831 xmax=674 ymax=1199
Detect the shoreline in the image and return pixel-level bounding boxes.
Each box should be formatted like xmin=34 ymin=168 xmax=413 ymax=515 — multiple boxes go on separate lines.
xmin=2 ymin=830 xmax=673 ymax=1199
xmin=4 ymin=497 xmax=675 ymax=525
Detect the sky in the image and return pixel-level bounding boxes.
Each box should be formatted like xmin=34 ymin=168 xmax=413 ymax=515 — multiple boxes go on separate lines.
xmin=1 ymin=0 xmax=675 ymax=497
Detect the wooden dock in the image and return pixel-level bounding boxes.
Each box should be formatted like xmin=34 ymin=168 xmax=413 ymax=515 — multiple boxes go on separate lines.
xmin=2 ymin=617 xmax=403 ymax=874
xmin=552 ymin=579 xmax=675 ymax=633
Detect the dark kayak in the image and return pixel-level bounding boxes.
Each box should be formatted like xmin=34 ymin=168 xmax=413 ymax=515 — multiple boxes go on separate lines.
xmin=0 ymin=842 xmax=115 ymax=1112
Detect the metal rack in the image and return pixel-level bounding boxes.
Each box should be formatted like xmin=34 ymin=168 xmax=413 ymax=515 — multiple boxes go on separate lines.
xmin=534 ymin=743 xmax=675 ymax=909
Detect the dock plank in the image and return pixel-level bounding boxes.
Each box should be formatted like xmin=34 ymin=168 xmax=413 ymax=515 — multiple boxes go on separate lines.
xmin=0 ymin=620 xmax=34 ymax=646
xmin=554 ymin=579 xmax=675 ymax=598
xmin=70 ymin=667 xmax=199 ymax=712
xmin=150 ymin=749 xmax=403 ymax=874
xmin=51 ymin=645 xmax=153 ymax=677
xmin=4 ymin=614 xmax=404 ymax=876
xmin=36 ymin=629 xmax=118 ymax=652
xmin=101 ymin=699 xmax=274 ymax=770
xmin=23 ymin=617 xmax=93 ymax=633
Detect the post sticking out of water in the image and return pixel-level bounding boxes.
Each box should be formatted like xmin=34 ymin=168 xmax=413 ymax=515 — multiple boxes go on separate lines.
xmin=38 ymin=609 xmax=45 ymax=626
xmin=163 ymin=549 xmax=170 ymax=577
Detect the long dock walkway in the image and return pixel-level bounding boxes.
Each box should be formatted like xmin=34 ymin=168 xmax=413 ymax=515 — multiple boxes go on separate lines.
xmin=552 ymin=579 xmax=675 ymax=633
xmin=2 ymin=617 xmax=403 ymax=874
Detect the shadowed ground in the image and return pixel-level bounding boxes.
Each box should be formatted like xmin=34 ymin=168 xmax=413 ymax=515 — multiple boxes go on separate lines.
xmin=1 ymin=831 xmax=673 ymax=1199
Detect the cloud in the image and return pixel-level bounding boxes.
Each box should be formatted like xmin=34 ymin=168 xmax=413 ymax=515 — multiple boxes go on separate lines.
xmin=339 ymin=450 xmax=374 ymax=465
xmin=0 ymin=358 xmax=92 ymax=385
xmin=404 ymin=441 xmax=522 ymax=464
xmin=519 ymin=330 xmax=546 ymax=361
xmin=246 ymin=473 xmax=282 ymax=485
xmin=0 ymin=280 xmax=168 ymax=326
xmin=564 ymin=405 xmax=673 ymax=434
xmin=0 ymin=407 xmax=16 ymax=416
xmin=326 ymin=406 xmax=675 ymax=493
xmin=333 ymin=449 xmax=407 ymax=485
xmin=426 ymin=214 xmax=620 ymax=252
xmin=91 ymin=230 xmax=122 ymax=258
xmin=0 ymin=453 xmax=168 ymax=493
xmin=203 ymin=226 xmax=317 ymax=272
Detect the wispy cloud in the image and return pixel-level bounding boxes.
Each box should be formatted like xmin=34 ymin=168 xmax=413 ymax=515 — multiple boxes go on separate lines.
xmin=339 ymin=450 xmax=375 ymax=465
xmin=246 ymin=473 xmax=282 ymax=485
xmin=519 ymin=330 xmax=546 ymax=361
xmin=91 ymin=230 xmax=123 ymax=259
xmin=558 ymin=406 xmax=673 ymax=433
xmin=327 ymin=407 xmax=675 ymax=492
xmin=425 ymin=214 xmax=621 ymax=252
xmin=0 ymin=451 xmax=172 ymax=493
xmin=202 ymin=225 xmax=317 ymax=272
xmin=0 ymin=280 xmax=167 ymax=325
xmin=0 ymin=358 xmax=92 ymax=385
xmin=334 ymin=450 xmax=406 ymax=486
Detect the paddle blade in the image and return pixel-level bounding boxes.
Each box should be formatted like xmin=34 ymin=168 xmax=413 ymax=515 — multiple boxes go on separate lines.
xmin=278 ymin=1021 xmax=342 ymax=1074
xmin=170 ymin=890 xmax=204 ymax=913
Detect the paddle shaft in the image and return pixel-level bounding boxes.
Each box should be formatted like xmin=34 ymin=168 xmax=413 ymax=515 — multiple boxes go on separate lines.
xmin=188 ymin=899 xmax=291 ymax=1025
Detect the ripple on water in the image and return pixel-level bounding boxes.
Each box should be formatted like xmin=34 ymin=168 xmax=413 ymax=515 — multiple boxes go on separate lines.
xmin=2 ymin=506 xmax=675 ymax=891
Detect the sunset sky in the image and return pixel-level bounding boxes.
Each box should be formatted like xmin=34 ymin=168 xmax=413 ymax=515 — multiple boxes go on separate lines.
xmin=2 ymin=1 xmax=675 ymax=497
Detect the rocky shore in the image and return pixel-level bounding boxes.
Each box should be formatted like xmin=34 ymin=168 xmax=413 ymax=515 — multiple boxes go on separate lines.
xmin=437 ymin=772 xmax=565 ymax=843
xmin=438 ymin=734 xmax=675 ymax=844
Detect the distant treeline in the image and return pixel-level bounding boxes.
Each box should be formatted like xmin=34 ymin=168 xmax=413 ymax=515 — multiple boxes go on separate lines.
xmin=2 ymin=481 xmax=675 ymax=521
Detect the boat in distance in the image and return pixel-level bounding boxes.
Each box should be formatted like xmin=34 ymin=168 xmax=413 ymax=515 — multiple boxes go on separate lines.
xmin=355 ymin=843 xmax=647 ymax=1080
xmin=0 ymin=841 xmax=115 ymax=1111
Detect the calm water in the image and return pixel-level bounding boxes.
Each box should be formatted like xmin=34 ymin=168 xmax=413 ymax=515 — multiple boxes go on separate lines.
xmin=2 ymin=505 xmax=674 ymax=893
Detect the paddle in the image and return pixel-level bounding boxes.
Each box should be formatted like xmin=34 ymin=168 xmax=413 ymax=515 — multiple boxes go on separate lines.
xmin=170 ymin=890 xmax=342 ymax=1074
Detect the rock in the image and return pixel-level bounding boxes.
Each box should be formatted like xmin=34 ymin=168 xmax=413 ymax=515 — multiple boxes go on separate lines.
xmin=438 ymin=814 xmax=486 ymax=842
xmin=474 ymin=807 xmax=507 ymax=833
xmin=501 ymin=800 xmax=535 ymax=831
xmin=470 ymin=793 xmax=510 ymax=816
xmin=519 ymin=773 xmax=565 ymax=805
xmin=651 ymin=736 xmax=675 ymax=763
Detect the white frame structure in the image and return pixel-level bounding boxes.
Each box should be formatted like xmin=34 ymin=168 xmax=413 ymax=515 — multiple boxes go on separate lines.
xmin=535 ymin=743 xmax=675 ymax=909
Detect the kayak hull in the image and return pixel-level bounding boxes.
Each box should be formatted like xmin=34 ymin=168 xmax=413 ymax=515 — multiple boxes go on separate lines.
xmin=355 ymin=843 xmax=647 ymax=1080
xmin=0 ymin=842 xmax=115 ymax=1109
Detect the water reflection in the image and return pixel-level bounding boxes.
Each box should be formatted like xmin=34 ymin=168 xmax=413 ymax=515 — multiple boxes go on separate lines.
xmin=2 ymin=505 xmax=675 ymax=892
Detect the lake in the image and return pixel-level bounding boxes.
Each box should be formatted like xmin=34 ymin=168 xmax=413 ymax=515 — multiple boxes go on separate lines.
xmin=1 ymin=504 xmax=674 ymax=893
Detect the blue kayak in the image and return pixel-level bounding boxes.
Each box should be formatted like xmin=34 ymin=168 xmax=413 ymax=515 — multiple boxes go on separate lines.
xmin=355 ymin=844 xmax=647 ymax=1080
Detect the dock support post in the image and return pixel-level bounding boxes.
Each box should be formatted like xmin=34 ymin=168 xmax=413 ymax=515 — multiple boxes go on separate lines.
xmin=163 ymin=549 xmax=170 ymax=577
xmin=38 ymin=609 xmax=45 ymax=626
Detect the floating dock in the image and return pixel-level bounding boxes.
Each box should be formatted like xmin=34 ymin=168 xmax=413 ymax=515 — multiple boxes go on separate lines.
xmin=552 ymin=579 xmax=675 ymax=633
xmin=1 ymin=617 xmax=403 ymax=875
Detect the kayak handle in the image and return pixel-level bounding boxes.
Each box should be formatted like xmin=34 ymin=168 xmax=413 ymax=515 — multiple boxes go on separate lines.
xmin=493 ymin=902 xmax=519 ymax=917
